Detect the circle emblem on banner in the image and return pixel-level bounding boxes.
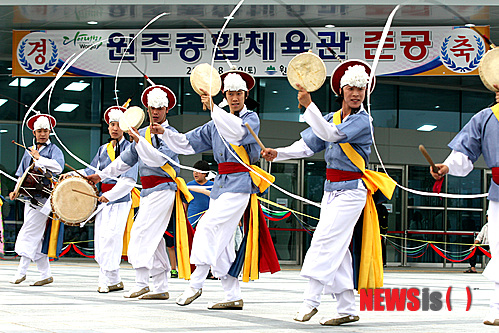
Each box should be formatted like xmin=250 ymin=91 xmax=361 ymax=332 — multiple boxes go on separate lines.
xmin=440 ymin=28 xmax=485 ymax=74
xmin=17 ymin=32 xmax=59 ymax=75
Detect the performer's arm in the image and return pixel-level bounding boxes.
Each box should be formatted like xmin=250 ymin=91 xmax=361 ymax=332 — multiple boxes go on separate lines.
xmin=160 ymin=129 xmax=196 ymax=155
xmin=100 ymin=177 xmax=136 ymax=202
xmin=97 ymin=156 xmax=133 ymax=181
xmin=134 ymin=136 xmax=172 ymax=167
xmin=33 ymin=147 xmax=64 ymax=174
xmin=430 ymin=150 xmax=474 ymax=180
xmin=262 ymin=139 xmax=314 ymax=162
xmin=302 ymin=102 xmax=347 ymax=142
xmin=275 ymin=139 xmax=314 ymax=161
xmin=211 ymin=105 xmax=247 ymax=144
xmin=443 ymin=150 xmax=474 ymax=176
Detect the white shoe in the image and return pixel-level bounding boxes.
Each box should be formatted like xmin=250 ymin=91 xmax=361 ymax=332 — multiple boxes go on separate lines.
xmin=320 ymin=314 xmax=359 ymax=326
xmin=176 ymin=287 xmax=202 ymax=306
xmin=123 ymin=286 xmax=150 ymax=298
xmin=294 ymin=303 xmax=318 ymax=322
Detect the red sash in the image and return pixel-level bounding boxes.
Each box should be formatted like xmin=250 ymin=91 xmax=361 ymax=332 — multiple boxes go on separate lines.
xmin=218 ymin=162 xmax=249 ymax=174
xmin=326 ymin=168 xmax=363 ymax=182
xmin=140 ymin=175 xmax=173 ymax=189
xmin=101 ymin=183 xmax=115 ymax=193
xmin=493 ymin=167 xmax=499 ymax=185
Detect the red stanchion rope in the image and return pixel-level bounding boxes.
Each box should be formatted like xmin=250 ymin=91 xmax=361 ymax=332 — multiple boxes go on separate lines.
xmin=430 ymin=244 xmax=477 ymax=263
xmin=478 ymin=246 xmax=492 ymax=258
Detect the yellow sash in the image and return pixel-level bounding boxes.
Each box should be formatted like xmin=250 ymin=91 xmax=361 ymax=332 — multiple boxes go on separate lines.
xmin=229 ymin=144 xmax=275 ymax=282
xmin=333 ymin=110 xmax=396 ymax=290
xmin=47 ymin=214 xmax=61 ymax=259
xmin=145 ymin=127 xmax=194 ymax=279
xmin=492 ymin=103 xmax=499 ymax=122
xmin=106 ymin=142 xmax=141 ymax=257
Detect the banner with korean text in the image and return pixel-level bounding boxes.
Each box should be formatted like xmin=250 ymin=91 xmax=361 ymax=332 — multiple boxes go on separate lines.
xmin=12 ymin=26 xmax=490 ymax=78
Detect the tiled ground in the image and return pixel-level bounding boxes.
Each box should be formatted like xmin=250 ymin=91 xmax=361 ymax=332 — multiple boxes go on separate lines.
xmin=1 ymin=259 xmax=497 ymax=332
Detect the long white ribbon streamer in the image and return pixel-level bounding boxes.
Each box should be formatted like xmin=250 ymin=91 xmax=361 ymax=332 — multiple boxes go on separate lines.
xmin=367 ymin=4 xmax=489 ymax=199
xmin=113 ymin=12 xmax=168 ymax=105
xmin=201 ymin=0 xmax=322 ymax=208
xmin=0 ymin=169 xmax=18 ymax=182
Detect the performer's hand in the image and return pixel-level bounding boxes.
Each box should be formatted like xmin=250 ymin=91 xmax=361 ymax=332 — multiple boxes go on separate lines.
xmin=128 ymin=127 xmax=140 ymax=143
xmin=150 ymin=122 xmax=165 ymax=135
xmin=98 ymin=195 xmax=109 ymax=203
xmin=430 ymin=163 xmax=449 ymax=180
xmin=86 ymin=174 xmax=101 ymax=184
xmin=28 ymin=147 xmax=40 ymax=160
xmin=199 ymin=88 xmax=214 ymax=111
xmin=9 ymin=191 xmax=16 ymax=200
xmin=494 ymin=84 xmax=499 ymax=104
xmin=59 ymin=173 xmax=71 ymax=180
xmin=261 ymin=148 xmax=278 ymax=162
xmin=296 ymin=84 xmax=312 ymax=108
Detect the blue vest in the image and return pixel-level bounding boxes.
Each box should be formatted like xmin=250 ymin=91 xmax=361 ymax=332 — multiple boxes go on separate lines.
xmin=15 ymin=142 xmax=65 ymax=199
xmin=84 ymin=139 xmax=138 ymax=203
xmin=449 ymin=107 xmax=499 ymax=201
xmin=185 ymin=110 xmax=260 ymax=199
xmin=300 ymin=110 xmax=372 ymax=192
xmin=120 ymin=124 xmax=179 ymax=197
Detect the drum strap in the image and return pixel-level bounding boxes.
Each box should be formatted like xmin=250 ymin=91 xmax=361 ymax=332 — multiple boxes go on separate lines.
xmin=145 ymin=126 xmax=194 ymax=280
xmin=332 ymin=110 xmax=396 ymax=290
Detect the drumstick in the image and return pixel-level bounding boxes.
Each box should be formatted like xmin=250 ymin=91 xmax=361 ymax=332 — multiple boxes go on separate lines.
xmin=418 ymin=145 xmax=438 ymax=173
xmin=147 ymin=106 xmax=154 ymax=127
xmin=466 ymin=24 xmax=496 ymax=48
xmin=244 ymin=123 xmax=266 ymax=150
xmin=72 ymin=189 xmax=100 ymax=199
xmin=127 ymin=60 xmax=155 ymax=86
xmin=12 ymin=140 xmax=27 ymax=149
xmin=65 ymin=163 xmax=87 ymax=179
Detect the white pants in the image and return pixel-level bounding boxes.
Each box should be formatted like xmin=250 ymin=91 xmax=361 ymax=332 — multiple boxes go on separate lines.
xmin=94 ymin=200 xmax=132 ymax=286
xmin=15 ymin=203 xmax=51 ymax=279
xmin=483 ymin=200 xmax=499 ymax=311
xmin=127 ymin=190 xmax=174 ymax=291
xmin=304 ymin=278 xmax=357 ymax=315
xmin=189 ymin=264 xmax=242 ymax=301
xmin=301 ymin=189 xmax=367 ymax=312
xmin=189 ymin=192 xmax=250 ymax=299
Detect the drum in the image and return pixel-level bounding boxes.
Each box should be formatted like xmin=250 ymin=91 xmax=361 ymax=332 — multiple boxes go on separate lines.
xmin=119 ymin=106 xmax=145 ymax=131
xmin=51 ymin=176 xmax=99 ymax=226
xmin=479 ymin=47 xmax=499 ymax=92
xmin=13 ymin=163 xmax=52 ymax=200
xmin=190 ymin=63 xmax=222 ymax=96
xmin=287 ymin=51 xmax=327 ymax=92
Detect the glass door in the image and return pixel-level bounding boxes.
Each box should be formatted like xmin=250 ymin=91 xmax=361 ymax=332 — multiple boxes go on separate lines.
xmin=261 ymin=159 xmax=302 ymax=264
xmin=375 ymin=165 xmax=404 ymax=265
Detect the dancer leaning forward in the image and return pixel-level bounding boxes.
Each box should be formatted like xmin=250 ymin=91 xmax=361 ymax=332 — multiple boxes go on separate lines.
xmin=143 ymin=69 xmax=280 ymax=310
xmin=262 ymin=61 xmax=395 ymax=326
xmin=88 ymin=86 xmax=194 ymax=300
